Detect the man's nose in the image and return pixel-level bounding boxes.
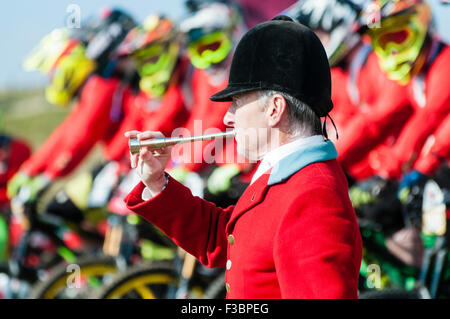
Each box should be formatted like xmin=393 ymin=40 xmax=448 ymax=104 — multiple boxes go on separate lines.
xmin=223 ymin=109 xmax=235 ymax=128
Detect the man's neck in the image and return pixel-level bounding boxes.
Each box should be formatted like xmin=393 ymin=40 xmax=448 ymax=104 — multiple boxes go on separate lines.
xmin=257 ymin=130 xmax=314 ymax=161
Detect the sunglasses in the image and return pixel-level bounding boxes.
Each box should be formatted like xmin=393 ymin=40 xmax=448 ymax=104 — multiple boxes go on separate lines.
xmin=377 ymin=28 xmax=411 ymax=50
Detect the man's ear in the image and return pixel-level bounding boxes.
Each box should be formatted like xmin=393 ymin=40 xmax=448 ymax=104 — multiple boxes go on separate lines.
xmin=265 ymin=94 xmax=287 ymax=127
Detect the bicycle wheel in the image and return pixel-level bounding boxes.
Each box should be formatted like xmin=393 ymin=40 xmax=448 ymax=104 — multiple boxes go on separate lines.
xmin=95 ymin=261 xmax=178 ymax=299
xmin=29 ymin=255 xmax=118 ymax=299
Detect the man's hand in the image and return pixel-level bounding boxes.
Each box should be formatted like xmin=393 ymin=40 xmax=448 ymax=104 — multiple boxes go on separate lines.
xmin=125 ymin=130 xmax=172 ymax=196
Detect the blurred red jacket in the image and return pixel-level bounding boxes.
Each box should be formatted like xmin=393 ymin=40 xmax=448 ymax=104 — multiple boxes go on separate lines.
xmin=20 ymin=75 xmax=121 ymax=178
xmin=333 ymin=51 xmax=411 ymax=180
xmin=0 ymin=136 xmax=31 ymax=207
xmin=20 ymin=60 xmax=191 ymax=179
xmin=374 ymin=44 xmax=450 ymax=179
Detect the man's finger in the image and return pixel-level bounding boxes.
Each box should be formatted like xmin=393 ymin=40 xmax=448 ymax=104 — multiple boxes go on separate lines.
xmin=139 ymin=147 xmax=160 ymax=168
xmin=126 ymin=131 xmax=141 ymax=168
xmin=137 ymin=131 xmax=164 ymax=141
xmin=125 ymin=130 xmax=142 ymax=138
xmin=130 ymin=152 xmax=139 ymax=169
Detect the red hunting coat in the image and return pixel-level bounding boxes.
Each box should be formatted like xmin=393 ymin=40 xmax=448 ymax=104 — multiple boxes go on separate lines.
xmin=125 ymin=140 xmax=362 ymax=298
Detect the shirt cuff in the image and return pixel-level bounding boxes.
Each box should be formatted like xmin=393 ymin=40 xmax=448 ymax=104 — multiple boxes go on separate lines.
xmin=141 ymin=173 xmax=169 ymax=201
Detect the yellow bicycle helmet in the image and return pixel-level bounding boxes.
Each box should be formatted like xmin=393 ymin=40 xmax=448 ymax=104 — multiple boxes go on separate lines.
xmin=45 ymin=42 xmax=97 ymax=106
xmin=118 ymin=15 xmax=180 ymax=99
xmin=23 ymin=28 xmax=70 ymax=74
xmin=362 ymin=0 xmax=432 ymax=85
xmin=24 ymin=32 xmax=94 ymax=106
xmin=24 ymin=8 xmax=136 ymax=106
xmin=180 ymin=2 xmax=244 ymax=70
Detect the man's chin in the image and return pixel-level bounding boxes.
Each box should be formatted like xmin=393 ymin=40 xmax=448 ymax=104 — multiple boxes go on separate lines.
xmin=236 ymin=147 xmax=259 ymax=163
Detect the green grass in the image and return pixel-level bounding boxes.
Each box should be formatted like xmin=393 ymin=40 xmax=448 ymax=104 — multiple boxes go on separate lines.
xmin=0 ymin=88 xmax=102 ymax=163
xmin=0 ymin=88 xmax=104 ymax=205
xmin=0 ymin=88 xmax=70 ymax=150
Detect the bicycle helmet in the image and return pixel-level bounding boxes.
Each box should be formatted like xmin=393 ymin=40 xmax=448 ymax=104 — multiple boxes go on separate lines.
xmin=117 ymin=14 xmax=180 ymax=98
xmin=361 ymin=0 xmax=432 ymax=85
xmin=83 ymin=8 xmax=137 ymax=75
xmin=24 ymin=8 xmax=136 ymax=106
xmin=23 ymin=28 xmax=71 ymax=74
xmin=44 ymin=42 xmax=96 ymax=106
xmin=283 ymin=0 xmax=363 ymax=66
xmin=180 ymin=1 xmax=245 ymax=69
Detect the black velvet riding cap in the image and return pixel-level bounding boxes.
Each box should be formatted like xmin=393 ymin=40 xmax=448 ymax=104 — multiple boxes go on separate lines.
xmin=210 ymin=15 xmax=333 ymax=117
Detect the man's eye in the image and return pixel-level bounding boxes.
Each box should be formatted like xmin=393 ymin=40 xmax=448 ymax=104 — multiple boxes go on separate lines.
xmin=232 ymin=98 xmax=242 ymax=108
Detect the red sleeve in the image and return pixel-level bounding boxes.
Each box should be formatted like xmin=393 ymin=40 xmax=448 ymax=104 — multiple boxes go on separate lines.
xmin=383 ymin=46 xmax=450 ymax=178
xmin=43 ymin=75 xmax=119 ymax=178
xmin=336 ymin=54 xmax=411 ymax=170
xmin=124 ymin=176 xmax=233 ymax=268
xmin=0 ymin=138 xmax=32 ymax=206
xmin=20 ymin=103 xmax=83 ymax=176
xmin=274 ymin=183 xmax=362 ymax=298
xmin=8 ymin=139 xmax=31 ymax=180
xmin=414 ymin=113 xmax=450 ymax=175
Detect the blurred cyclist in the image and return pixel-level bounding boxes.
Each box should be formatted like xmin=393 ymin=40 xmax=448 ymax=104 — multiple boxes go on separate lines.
xmin=7 ymin=9 xmax=137 ymax=223
xmin=107 ymin=14 xmax=195 ymax=214
xmin=284 ymin=0 xmax=412 ymax=182
xmin=284 ymin=0 xmax=366 ymax=137
xmin=347 ymin=0 xmax=449 ymax=259
xmin=116 ymin=14 xmax=191 ymax=138
xmin=359 ymin=0 xmax=449 ymax=183
xmin=167 ymin=0 xmax=247 ymax=196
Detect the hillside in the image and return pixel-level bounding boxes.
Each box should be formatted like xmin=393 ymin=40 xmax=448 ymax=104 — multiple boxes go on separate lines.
xmin=0 ymin=89 xmax=103 ymax=203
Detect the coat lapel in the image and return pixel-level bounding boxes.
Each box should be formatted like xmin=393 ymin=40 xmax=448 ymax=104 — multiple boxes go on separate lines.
xmin=225 ymin=140 xmax=338 ymax=233
xmin=268 ymin=139 xmax=337 ymax=186
xmin=226 ymin=170 xmax=271 ymax=233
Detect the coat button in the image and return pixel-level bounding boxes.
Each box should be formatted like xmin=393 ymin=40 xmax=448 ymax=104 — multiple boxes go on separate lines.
xmin=228 ymin=234 xmax=235 ymax=245
xmin=225 ymin=283 xmax=230 ymax=293
xmin=251 ymin=192 xmax=256 ymax=201
xmin=226 ymin=259 xmax=232 ymax=270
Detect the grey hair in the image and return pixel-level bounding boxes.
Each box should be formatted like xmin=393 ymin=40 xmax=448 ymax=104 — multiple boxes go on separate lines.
xmin=257 ymin=90 xmax=322 ymax=137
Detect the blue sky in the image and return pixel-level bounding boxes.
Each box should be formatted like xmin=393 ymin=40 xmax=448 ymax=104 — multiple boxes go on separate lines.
xmin=0 ymin=0 xmax=449 ymax=89
xmin=0 ymin=0 xmax=186 ymax=89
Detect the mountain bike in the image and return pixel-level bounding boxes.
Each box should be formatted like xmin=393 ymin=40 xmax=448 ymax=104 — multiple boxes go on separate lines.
xmin=94 ymin=247 xmax=226 ymax=299
xmin=28 ymin=167 xmax=177 ymax=299
xmin=28 ymin=202 xmax=180 ymax=298
xmin=93 ymin=167 xmax=238 ymax=300
xmin=0 ymin=186 xmax=105 ymax=298
xmin=358 ymin=167 xmax=450 ymax=299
